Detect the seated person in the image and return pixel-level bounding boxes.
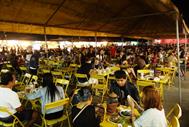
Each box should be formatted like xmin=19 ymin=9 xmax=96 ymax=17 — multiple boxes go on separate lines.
xmin=106 ymin=91 xmax=119 ymax=115
xmin=71 ymin=87 xmax=100 ymax=127
xmin=0 ymin=71 xmax=38 ymax=127
xmin=129 ymin=86 xmax=167 ymax=127
xmin=26 ymin=73 xmax=65 ymax=120
xmin=110 ymin=70 xmax=140 ymax=105
xmin=77 ymin=57 xmax=98 ymax=86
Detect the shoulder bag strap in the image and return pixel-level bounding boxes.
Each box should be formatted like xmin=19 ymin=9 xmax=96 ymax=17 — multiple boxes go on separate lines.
xmin=72 ymin=104 xmax=89 ymax=123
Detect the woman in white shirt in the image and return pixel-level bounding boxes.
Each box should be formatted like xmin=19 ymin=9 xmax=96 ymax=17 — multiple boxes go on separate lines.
xmin=27 ymin=73 xmax=65 ymax=120
xmin=129 ymin=86 xmax=167 ymax=127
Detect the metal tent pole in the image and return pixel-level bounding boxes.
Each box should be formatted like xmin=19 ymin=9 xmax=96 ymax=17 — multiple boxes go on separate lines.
xmin=176 ymin=17 xmax=182 ymax=105
xmin=95 ymin=32 xmax=97 ymax=56
xmin=44 ymin=27 xmax=48 ymax=58
xmin=184 ymin=31 xmax=187 ymax=77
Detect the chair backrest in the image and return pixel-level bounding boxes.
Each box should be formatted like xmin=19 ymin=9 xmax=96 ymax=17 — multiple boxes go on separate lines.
xmin=169 ymin=116 xmax=180 ymax=127
xmin=42 ymin=69 xmax=51 ymax=74
xmin=55 ymin=79 xmax=69 ymax=95
xmin=166 ymin=104 xmax=182 ymax=120
xmin=31 ymin=75 xmax=38 ymax=81
xmin=144 ymin=64 xmax=150 ymax=69
xmin=137 ymin=69 xmax=151 ymax=74
xmin=92 ymin=75 xmax=106 ymax=85
xmin=20 ymin=73 xmax=32 ymax=85
xmin=44 ymin=98 xmax=69 ymax=111
xmin=51 ymin=71 xmax=63 ymax=76
xmin=75 ymin=73 xmax=88 ymax=79
xmin=6 ymin=64 xmax=13 ymax=68
xmin=137 ymin=69 xmax=151 ymax=80
xmin=136 ymin=80 xmax=155 ymax=98
xmin=0 ymin=106 xmax=24 ymax=127
xmin=69 ymin=64 xmax=80 ymax=68
xmin=124 ymin=70 xmax=132 ymax=83
xmin=19 ymin=66 xmax=27 ymax=71
xmin=51 ymin=71 xmax=63 ymax=82
xmin=110 ymin=66 xmax=120 ymax=72
xmin=28 ymin=75 xmax=38 ymax=86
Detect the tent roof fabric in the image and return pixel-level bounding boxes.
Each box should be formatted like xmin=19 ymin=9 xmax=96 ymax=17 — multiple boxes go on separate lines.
xmin=0 ymin=0 xmax=187 ymax=39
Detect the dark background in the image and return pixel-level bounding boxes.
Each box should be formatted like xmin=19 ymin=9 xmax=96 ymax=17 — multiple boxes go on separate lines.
xmin=172 ymin=0 xmax=189 ymax=26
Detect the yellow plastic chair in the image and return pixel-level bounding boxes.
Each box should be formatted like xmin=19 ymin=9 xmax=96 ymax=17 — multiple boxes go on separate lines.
xmin=15 ymin=73 xmax=32 ymax=91
xmin=92 ymin=75 xmax=108 ymax=102
xmin=42 ymin=69 xmax=51 ymax=74
xmin=136 ymin=80 xmax=155 ymax=98
xmin=110 ymin=66 xmax=120 ymax=73
xmin=41 ymin=98 xmax=71 ymax=127
xmin=102 ymin=103 xmax=107 ymax=121
xmin=6 ymin=64 xmax=13 ymax=69
xmin=137 ymin=69 xmax=151 ymax=79
xmin=69 ymin=64 xmax=80 ymax=73
xmin=144 ymin=64 xmax=150 ymax=69
xmin=19 ymin=66 xmax=27 ymax=71
xmin=28 ymin=75 xmax=38 ymax=86
xmin=51 ymin=71 xmax=63 ymax=82
xmin=124 ymin=70 xmax=132 ymax=83
xmin=169 ymin=116 xmax=180 ymax=127
xmin=0 ymin=106 xmax=24 ymax=127
xmin=18 ymin=66 xmax=28 ymax=81
xmin=62 ymin=67 xmax=75 ymax=80
xmin=75 ymin=73 xmax=89 ymax=88
xmin=166 ymin=104 xmax=182 ymax=120
xmin=156 ymin=67 xmax=177 ymax=86
xmin=55 ymin=78 xmax=69 ymax=97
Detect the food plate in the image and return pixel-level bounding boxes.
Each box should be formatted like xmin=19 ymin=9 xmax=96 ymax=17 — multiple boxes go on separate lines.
xmin=107 ymin=115 xmax=125 ymax=124
xmin=119 ymin=109 xmax=131 ymax=117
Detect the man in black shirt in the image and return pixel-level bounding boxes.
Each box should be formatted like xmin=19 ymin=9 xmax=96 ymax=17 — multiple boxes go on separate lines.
xmin=110 ymin=70 xmax=140 ymax=105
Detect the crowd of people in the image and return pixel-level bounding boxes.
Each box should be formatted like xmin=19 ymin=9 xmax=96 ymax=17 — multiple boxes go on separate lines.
xmin=0 ymin=43 xmax=186 ymax=127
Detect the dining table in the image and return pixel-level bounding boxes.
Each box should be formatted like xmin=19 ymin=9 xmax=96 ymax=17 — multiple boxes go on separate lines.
xmin=100 ymin=105 xmax=140 ymax=127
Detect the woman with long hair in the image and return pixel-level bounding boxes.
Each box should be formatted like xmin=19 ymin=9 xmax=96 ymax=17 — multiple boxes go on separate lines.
xmin=26 ymin=73 xmax=65 ymax=120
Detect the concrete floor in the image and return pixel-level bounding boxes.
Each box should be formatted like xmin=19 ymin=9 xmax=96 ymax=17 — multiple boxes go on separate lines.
xmin=164 ymin=72 xmax=189 ymax=127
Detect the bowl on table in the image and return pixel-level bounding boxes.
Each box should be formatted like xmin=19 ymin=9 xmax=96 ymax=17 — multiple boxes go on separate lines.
xmin=119 ymin=109 xmax=132 ymax=118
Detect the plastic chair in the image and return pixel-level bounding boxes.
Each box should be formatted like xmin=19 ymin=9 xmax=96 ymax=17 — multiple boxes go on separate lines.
xmin=137 ymin=69 xmax=151 ymax=80
xmin=136 ymin=80 xmax=155 ymax=98
xmin=75 ymin=73 xmax=89 ymax=88
xmin=110 ymin=66 xmax=120 ymax=73
xmin=55 ymin=78 xmax=69 ymax=97
xmin=124 ymin=70 xmax=132 ymax=83
xmin=51 ymin=71 xmax=63 ymax=82
xmin=92 ymin=75 xmax=108 ymax=102
xmin=15 ymin=73 xmax=32 ymax=91
xmin=144 ymin=64 xmax=150 ymax=69
xmin=166 ymin=104 xmax=182 ymax=120
xmin=6 ymin=64 xmax=13 ymax=69
xmin=0 ymin=106 xmax=24 ymax=127
xmin=41 ymin=98 xmax=71 ymax=127
xmin=19 ymin=66 xmax=28 ymax=80
xmin=169 ymin=116 xmax=180 ymax=127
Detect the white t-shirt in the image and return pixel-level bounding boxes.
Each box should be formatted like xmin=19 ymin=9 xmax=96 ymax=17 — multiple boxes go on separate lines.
xmin=0 ymin=87 xmax=21 ymax=118
xmin=134 ymin=108 xmax=167 ymax=127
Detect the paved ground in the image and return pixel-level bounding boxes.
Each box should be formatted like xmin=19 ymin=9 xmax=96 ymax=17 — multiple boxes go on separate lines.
xmin=164 ymin=71 xmax=189 ymax=127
